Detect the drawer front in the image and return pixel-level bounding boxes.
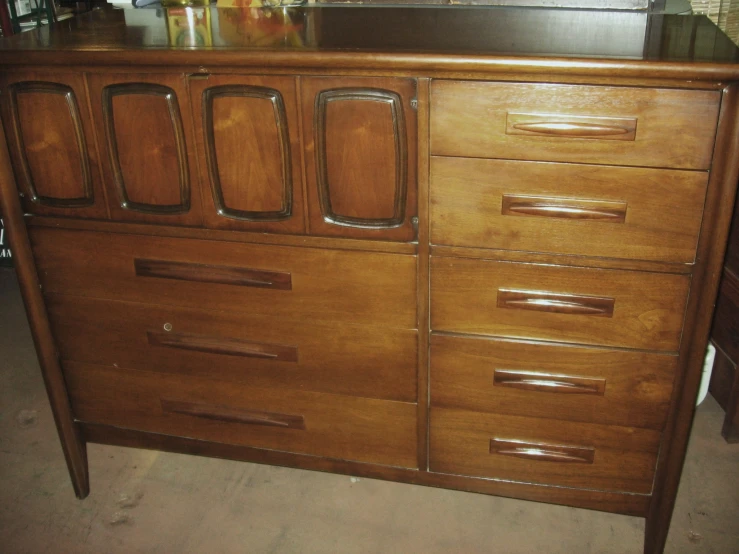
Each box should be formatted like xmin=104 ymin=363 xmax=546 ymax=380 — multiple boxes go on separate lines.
xmin=30 ymin=227 xmax=417 ymax=329
xmin=430 ymin=81 xmax=719 ymax=170
xmin=65 ymin=362 xmax=418 ymax=469
xmin=431 ymin=334 xmax=676 ymax=430
xmin=431 ymin=257 xmax=689 ymax=351
xmin=430 ymin=407 xmax=660 ymax=494
xmin=47 ymin=295 xmax=417 ymax=403
xmin=430 ymin=157 xmax=707 ymax=263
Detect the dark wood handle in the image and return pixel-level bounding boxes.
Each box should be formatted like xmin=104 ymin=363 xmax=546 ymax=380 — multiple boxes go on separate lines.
xmin=493 ymin=369 xmax=606 ymax=396
xmin=490 ymin=438 xmax=594 ymax=464
xmin=502 ymin=195 xmax=627 ymax=223
xmin=148 ymin=330 xmax=298 ymax=362
xmin=507 ymin=113 xmax=637 ymax=141
xmin=497 ymin=289 xmax=615 ymax=318
xmin=161 ymin=399 xmax=305 ymax=430
xmin=134 ymin=258 xmax=292 ymax=290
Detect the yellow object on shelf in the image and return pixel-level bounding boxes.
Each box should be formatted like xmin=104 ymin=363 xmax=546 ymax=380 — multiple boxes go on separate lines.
xmin=166 ymin=7 xmax=213 ymax=47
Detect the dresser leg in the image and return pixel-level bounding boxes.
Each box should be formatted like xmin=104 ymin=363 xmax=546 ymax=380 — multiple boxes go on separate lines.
xmin=0 ymin=115 xmax=90 ymax=498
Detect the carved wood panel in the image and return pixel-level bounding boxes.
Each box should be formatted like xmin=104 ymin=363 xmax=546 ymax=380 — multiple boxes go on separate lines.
xmin=0 ymin=72 xmax=108 ymax=219
xmin=87 ymin=74 xmax=203 ymax=226
xmin=189 ymin=75 xmax=305 ymax=234
xmin=302 ymin=77 xmax=417 ymax=241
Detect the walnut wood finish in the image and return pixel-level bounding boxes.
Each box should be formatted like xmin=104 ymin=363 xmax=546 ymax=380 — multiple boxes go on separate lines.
xmin=506 ymin=113 xmax=638 ymax=141
xmin=147 ymin=330 xmax=299 ymax=362
xmin=301 ymin=76 xmax=418 ymax=241
xmin=64 ymin=361 xmax=418 ymax=469
xmin=430 ymin=334 xmax=676 ymax=430
xmin=46 ymin=294 xmax=417 ymax=402
xmin=160 ymin=399 xmax=306 ymax=430
xmin=430 ymin=407 xmax=660 ymax=494
xmin=30 ymin=227 xmax=417 ymax=328
xmin=496 ymin=289 xmax=615 ymax=318
xmin=430 ymin=157 xmax=707 ymax=263
xmin=489 ymin=437 xmax=596 ymax=465
xmin=431 ymin=257 xmax=689 ymax=351
xmin=0 ymin=72 xmax=107 ymax=219
xmin=189 ymin=74 xmax=305 ymax=234
xmin=431 ymin=82 xmax=720 ymax=170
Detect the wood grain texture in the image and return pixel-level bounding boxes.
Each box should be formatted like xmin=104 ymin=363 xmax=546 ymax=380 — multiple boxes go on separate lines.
xmin=160 ymin=399 xmax=306 ymax=430
xmin=493 ymin=369 xmax=606 ymax=396
xmin=501 ymin=194 xmax=627 ymax=223
xmin=46 ymin=294 xmax=417 ymax=402
xmin=87 ymin=73 xmax=203 ymax=226
xmin=302 ymin=76 xmax=418 ymax=241
xmin=506 ymin=113 xmax=637 ymax=141
xmin=189 ymin=74 xmax=305 ymax=234
xmin=430 ymin=334 xmax=676 ymax=430
xmin=497 ymin=289 xmax=615 ymax=318
xmin=430 ymin=81 xmax=720 ymax=170
xmin=430 ymin=407 xmax=661 ymax=494
xmin=489 ymin=437 xmax=595 ymax=464
xmin=0 ymin=72 xmax=108 ymax=219
xmin=430 ymin=157 xmax=707 ymax=263
xmin=64 ymin=361 xmax=418 ymax=469
xmin=147 ymin=330 xmax=299 ymax=362
xmin=431 ymin=257 xmax=690 ymax=351
xmin=30 ymin=227 xmax=417 ymax=328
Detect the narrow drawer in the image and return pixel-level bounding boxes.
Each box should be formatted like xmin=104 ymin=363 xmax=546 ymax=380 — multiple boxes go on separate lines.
xmin=430 ymin=407 xmax=660 ymax=494
xmin=431 ymin=257 xmax=689 ymax=351
xmin=431 ymin=334 xmax=676 ymax=430
xmin=430 ymin=157 xmax=707 ymax=263
xmin=47 ymin=295 xmax=417 ymax=403
xmin=430 ymin=81 xmax=719 ymax=170
xmin=30 ymin=227 xmax=417 ymax=329
xmin=64 ymin=361 xmax=418 ymax=469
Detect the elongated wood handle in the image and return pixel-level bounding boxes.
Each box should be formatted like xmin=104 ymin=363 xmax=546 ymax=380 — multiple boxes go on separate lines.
xmin=148 ymin=330 xmax=298 ymax=362
xmin=490 ymin=438 xmax=595 ymax=464
xmin=507 ymin=113 xmax=637 ymax=141
xmin=161 ymin=399 xmax=305 ymax=429
xmin=502 ymin=195 xmax=627 ymax=223
xmin=493 ymin=369 xmax=606 ymax=396
xmin=497 ymin=289 xmax=615 ymax=317
xmin=134 ymin=258 xmax=292 ymax=290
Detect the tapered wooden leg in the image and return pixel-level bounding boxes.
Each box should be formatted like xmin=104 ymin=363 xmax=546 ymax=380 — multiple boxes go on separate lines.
xmin=0 ymin=113 xmax=89 ymax=498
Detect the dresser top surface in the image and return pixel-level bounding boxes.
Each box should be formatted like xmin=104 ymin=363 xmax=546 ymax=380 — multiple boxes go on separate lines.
xmin=1 ymin=5 xmax=739 ymax=79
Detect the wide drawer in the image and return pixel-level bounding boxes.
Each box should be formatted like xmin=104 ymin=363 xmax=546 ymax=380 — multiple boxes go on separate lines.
xmin=47 ymin=295 xmax=417 ymax=403
xmin=30 ymin=227 xmax=417 ymax=328
xmin=429 ymin=407 xmax=660 ymax=494
xmin=65 ymin=361 xmax=418 ymax=469
xmin=431 ymin=334 xmax=676 ymax=430
xmin=430 ymin=157 xmax=707 ymax=263
xmin=430 ymin=81 xmax=719 ymax=170
xmin=431 ymin=257 xmax=689 ymax=351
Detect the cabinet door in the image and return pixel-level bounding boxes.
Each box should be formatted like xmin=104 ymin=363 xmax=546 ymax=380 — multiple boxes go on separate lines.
xmin=302 ymin=77 xmax=418 ymax=241
xmin=189 ymin=75 xmax=305 ymax=234
xmin=0 ymin=72 xmax=108 ymax=219
xmin=87 ymin=73 xmax=202 ymax=226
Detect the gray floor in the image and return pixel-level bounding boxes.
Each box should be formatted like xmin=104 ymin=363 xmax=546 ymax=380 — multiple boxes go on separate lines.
xmin=0 ymin=267 xmax=737 ymax=554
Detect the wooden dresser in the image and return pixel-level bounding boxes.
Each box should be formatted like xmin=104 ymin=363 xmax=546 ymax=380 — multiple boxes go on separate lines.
xmin=1 ymin=6 xmax=738 ymax=553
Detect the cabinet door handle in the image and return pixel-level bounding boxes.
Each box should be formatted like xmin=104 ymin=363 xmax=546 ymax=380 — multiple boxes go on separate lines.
xmin=507 ymin=113 xmax=637 ymax=141
xmin=490 ymin=438 xmax=594 ymax=464
xmin=493 ymin=369 xmax=606 ymax=396
xmin=148 ymin=330 xmax=298 ymax=362
xmin=497 ymin=289 xmax=615 ymax=317
xmin=161 ymin=399 xmax=305 ymax=429
xmin=502 ymin=195 xmax=627 ymax=223
xmin=134 ymin=258 xmax=292 ymax=290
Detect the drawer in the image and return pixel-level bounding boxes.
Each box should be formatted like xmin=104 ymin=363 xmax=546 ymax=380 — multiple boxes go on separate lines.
xmin=431 ymin=334 xmax=676 ymax=430
xmin=430 ymin=157 xmax=707 ymax=263
xmin=429 ymin=407 xmax=660 ymax=494
xmin=430 ymin=81 xmax=719 ymax=170
xmin=431 ymin=257 xmax=689 ymax=351
xmin=30 ymin=227 xmax=417 ymax=329
xmin=64 ymin=361 xmax=418 ymax=469
xmin=47 ymin=295 xmax=417 ymax=403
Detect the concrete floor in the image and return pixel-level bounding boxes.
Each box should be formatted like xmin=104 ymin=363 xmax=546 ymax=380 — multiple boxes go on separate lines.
xmin=0 ymin=267 xmax=737 ymax=554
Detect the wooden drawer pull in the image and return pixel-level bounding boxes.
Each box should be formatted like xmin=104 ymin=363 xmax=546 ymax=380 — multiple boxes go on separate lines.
xmin=490 ymin=438 xmax=594 ymax=464
xmin=497 ymin=289 xmax=615 ymax=317
xmin=148 ymin=330 xmax=298 ymax=362
xmin=161 ymin=399 xmax=305 ymax=429
xmin=134 ymin=258 xmax=292 ymax=290
xmin=502 ymin=195 xmax=627 ymax=223
xmin=507 ymin=113 xmax=637 ymax=141
xmin=493 ymin=369 xmax=606 ymax=396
